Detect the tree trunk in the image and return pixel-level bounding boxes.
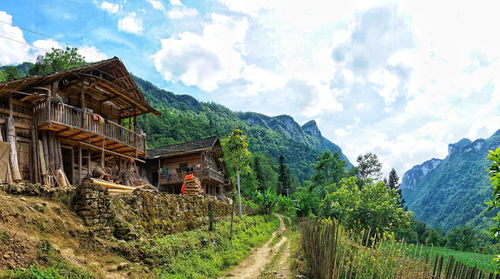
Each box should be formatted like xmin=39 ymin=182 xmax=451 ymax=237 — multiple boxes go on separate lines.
xmin=7 ymin=117 xmax=22 ymax=182
xmin=237 ymin=171 xmax=243 ymax=217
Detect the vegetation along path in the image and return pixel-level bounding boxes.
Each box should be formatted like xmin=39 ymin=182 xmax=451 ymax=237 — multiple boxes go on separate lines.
xmin=222 ymin=214 xmax=292 ymax=279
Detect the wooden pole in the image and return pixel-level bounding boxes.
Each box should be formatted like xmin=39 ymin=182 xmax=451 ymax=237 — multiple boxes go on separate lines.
xmin=87 ymin=149 xmax=91 ymax=177
xmin=47 ymin=84 xmax=52 ymax=126
xmin=157 ymin=159 xmax=161 ymax=187
xmin=81 ymin=84 xmax=86 ymax=129
xmin=71 ymin=146 xmax=75 ymax=185
xmin=78 ymin=145 xmax=82 ymax=184
xmin=7 ymin=94 xmax=22 ymax=182
xmin=237 ymin=171 xmax=242 ymax=217
xmin=31 ymin=121 xmax=39 ymax=183
xmin=38 ymin=140 xmax=48 ymax=185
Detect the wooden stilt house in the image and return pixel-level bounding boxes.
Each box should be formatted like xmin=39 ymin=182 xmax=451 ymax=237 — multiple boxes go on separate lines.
xmin=0 ymin=57 xmax=159 ymax=187
xmin=147 ymin=136 xmax=232 ymax=196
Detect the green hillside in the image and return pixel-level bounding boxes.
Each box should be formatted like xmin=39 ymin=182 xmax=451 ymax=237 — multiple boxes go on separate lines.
xmin=401 ymin=130 xmax=500 ymax=231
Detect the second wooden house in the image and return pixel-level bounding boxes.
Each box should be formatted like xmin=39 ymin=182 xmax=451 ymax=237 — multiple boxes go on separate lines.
xmin=146 ymin=136 xmax=232 ymax=196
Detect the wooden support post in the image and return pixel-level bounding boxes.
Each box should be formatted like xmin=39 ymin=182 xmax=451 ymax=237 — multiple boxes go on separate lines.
xmin=7 ymin=94 xmax=22 ymax=182
xmin=157 ymin=159 xmax=161 ymax=187
xmin=31 ymin=121 xmax=39 ymax=184
xmin=47 ymin=84 xmax=52 ymax=126
xmin=71 ymin=146 xmax=75 ymax=185
xmin=87 ymin=149 xmax=91 ymax=177
xmin=101 ymin=141 xmax=105 ymax=168
xmin=78 ymin=145 xmax=82 ymax=184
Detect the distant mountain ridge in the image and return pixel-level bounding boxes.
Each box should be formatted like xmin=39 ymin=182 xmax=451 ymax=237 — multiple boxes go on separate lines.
xmin=401 ymin=130 xmax=500 ymax=231
xmin=133 ymin=76 xmax=352 ymax=180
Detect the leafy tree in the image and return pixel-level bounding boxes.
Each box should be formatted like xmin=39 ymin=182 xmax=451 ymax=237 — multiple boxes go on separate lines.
xmin=294 ymin=182 xmax=322 ymax=217
xmin=222 ymin=128 xmax=252 ymax=217
xmin=254 ymin=189 xmax=281 ymax=215
xmin=0 ymin=70 xmax=6 ymax=82
xmin=1 ymin=66 xmax=20 ymax=81
xmin=311 ymin=151 xmax=346 ymax=188
xmin=486 ymin=147 xmax=500 ymax=268
xmin=29 ymin=47 xmax=86 ymax=75
xmin=445 ymin=226 xmax=477 ymax=252
xmin=320 ymin=177 xmax=412 ymax=236
xmin=356 ymin=152 xmax=383 ymax=181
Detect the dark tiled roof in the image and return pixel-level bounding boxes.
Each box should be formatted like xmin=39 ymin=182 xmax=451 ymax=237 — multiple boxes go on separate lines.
xmin=147 ymin=136 xmax=220 ymax=158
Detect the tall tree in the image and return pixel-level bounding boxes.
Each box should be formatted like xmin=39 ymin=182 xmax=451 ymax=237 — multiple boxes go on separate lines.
xmin=356 ymin=152 xmax=383 ymax=181
xmin=277 ymin=155 xmax=290 ymax=196
xmin=387 ymin=168 xmax=399 ymax=190
xmin=387 ymin=168 xmax=405 ymax=207
xmin=222 ymin=128 xmax=252 ymax=217
xmin=311 ymin=151 xmax=346 ymax=188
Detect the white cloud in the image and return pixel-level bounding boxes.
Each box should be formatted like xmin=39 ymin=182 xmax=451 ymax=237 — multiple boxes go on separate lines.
xmin=0 ymin=11 xmax=31 ymax=65
xmin=151 ymin=1 xmax=500 ymax=177
xmin=99 ymin=1 xmax=121 ymax=14
xmin=146 ymin=0 xmax=165 ymax=11
xmin=169 ymin=0 xmax=183 ymax=6
xmin=78 ymin=46 xmax=108 ymax=62
xmin=118 ymin=12 xmax=143 ymax=34
xmin=168 ymin=7 xmax=198 ymax=19
xmin=32 ymin=39 xmax=61 ymax=52
xmin=152 ymin=14 xmax=248 ymax=91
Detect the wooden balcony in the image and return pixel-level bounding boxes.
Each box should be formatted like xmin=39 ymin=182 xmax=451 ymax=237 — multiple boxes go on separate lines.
xmin=159 ymin=168 xmax=225 ymax=185
xmin=34 ymin=102 xmax=146 ymax=156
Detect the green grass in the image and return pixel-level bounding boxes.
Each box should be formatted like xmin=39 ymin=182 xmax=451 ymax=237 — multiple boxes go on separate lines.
xmin=419 ymin=246 xmax=496 ymax=273
xmin=392 ymin=242 xmax=496 ymax=273
xmin=124 ymin=214 xmax=280 ymax=279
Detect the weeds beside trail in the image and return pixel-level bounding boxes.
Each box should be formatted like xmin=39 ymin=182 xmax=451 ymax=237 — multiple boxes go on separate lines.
xmin=146 ymin=214 xmax=280 ymax=279
xmin=300 ymin=219 xmax=497 ymax=279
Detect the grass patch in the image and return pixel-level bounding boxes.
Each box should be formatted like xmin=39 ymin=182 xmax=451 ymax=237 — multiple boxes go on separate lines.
xmin=404 ymin=245 xmax=496 ymax=273
xmin=121 ymin=214 xmax=279 ymax=279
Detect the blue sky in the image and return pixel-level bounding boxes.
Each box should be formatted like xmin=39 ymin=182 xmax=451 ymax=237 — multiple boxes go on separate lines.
xmin=0 ymin=0 xmax=499 ymax=176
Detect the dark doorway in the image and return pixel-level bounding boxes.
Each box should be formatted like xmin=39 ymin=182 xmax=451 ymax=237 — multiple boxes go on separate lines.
xmin=61 ymin=147 xmax=73 ymax=184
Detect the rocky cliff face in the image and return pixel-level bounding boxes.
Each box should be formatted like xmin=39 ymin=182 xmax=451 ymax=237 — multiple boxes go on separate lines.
xmin=401 ymin=129 xmax=500 ymax=230
xmin=400 ymin=158 xmax=442 ymax=191
xmin=302 ymin=120 xmax=322 ymax=138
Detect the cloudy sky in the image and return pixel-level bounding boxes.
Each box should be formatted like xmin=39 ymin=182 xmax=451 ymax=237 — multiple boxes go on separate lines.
xmin=0 ymin=0 xmax=499 ymax=175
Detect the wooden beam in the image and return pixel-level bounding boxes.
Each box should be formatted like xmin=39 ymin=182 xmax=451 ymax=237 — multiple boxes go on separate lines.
xmin=79 ymin=141 xmax=145 ymax=163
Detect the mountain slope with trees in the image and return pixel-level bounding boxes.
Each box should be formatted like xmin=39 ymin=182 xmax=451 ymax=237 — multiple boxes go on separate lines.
xmin=400 ymin=130 xmax=500 ymax=231
xmin=133 ymin=76 xmax=352 ymax=182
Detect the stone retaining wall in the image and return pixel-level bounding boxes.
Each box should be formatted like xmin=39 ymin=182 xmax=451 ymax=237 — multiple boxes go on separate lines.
xmin=73 ymin=183 xmax=232 ymax=239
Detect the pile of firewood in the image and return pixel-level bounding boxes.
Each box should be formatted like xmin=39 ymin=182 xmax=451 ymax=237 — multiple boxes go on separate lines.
xmin=183 ymin=175 xmax=203 ymax=196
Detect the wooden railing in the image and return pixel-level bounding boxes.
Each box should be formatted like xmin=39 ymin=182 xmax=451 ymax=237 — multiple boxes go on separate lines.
xmin=34 ymin=102 xmax=146 ymax=152
xmin=159 ymin=168 xmax=225 ymax=185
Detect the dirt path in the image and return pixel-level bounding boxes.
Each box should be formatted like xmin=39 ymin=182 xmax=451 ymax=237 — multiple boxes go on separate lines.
xmin=222 ymin=214 xmax=290 ymax=279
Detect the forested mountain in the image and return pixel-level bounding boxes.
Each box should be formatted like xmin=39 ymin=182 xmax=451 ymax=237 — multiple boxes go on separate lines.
xmin=401 ymin=130 xmax=500 ymax=231
xmin=134 ymin=76 xmax=352 ymax=181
